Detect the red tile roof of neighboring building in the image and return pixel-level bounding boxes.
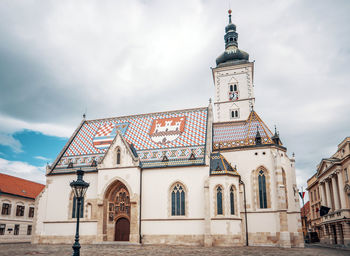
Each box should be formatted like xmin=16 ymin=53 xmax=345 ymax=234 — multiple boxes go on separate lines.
xmin=301 ymin=201 xmax=310 ymax=217
xmin=0 ymin=173 xmax=45 ymax=199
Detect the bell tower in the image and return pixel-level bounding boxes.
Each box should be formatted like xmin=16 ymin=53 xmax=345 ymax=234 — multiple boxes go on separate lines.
xmin=212 ymin=10 xmax=255 ymax=122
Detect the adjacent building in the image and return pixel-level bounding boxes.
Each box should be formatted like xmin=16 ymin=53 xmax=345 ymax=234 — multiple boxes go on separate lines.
xmin=33 ymin=11 xmax=303 ymax=247
xmin=306 ymin=174 xmax=321 ymax=237
xmin=307 ymin=137 xmax=350 ymax=247
xmin=0 ymin=173 xmax=45 ymax=243
xmin=300 ymin=201 xmax=310 ymax=237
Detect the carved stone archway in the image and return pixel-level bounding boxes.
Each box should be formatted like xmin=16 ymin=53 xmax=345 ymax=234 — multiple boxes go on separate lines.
xmin=102 ymin=179 xmax=139 ymax=242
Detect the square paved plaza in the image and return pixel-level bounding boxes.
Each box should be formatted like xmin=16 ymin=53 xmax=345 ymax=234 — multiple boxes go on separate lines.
xmin=0 ymin=244 xmax=349 ymax=256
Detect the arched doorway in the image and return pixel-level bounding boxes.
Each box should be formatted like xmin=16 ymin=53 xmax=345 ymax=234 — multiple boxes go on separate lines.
xmin=115 ymin=218 xmax=130 ymax=241
xmin=104 ymin=180 xmax=131 ymax=241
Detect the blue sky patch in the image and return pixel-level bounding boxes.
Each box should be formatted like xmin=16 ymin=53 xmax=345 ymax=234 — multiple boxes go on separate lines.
xmin=0 ymin=130 xmax=67 ymax=166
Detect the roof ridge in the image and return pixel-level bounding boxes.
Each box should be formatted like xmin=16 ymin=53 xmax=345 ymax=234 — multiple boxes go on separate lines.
xmin=0 ymin=173 xmax=45 ymax=186
xmin=85 ymin=106 xmax=208 ymax=122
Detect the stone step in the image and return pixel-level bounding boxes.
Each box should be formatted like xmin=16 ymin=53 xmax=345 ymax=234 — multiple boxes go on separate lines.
xmin=92 ymin=241 xmax=141 ymax=246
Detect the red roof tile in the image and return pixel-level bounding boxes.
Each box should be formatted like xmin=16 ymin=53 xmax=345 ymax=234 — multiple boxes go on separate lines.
xmin=0 ymin=173 xmax=45 ymax=199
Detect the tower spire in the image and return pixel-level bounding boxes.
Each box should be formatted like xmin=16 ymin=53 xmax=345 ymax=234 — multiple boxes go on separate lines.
xmin=216 ymin=10 xmax=249 ymax=66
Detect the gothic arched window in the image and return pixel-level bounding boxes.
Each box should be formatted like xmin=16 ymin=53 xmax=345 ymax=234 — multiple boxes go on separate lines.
xmin=234 ymin=84 xmax=237 ymax=91
xmin=230 ymin=85 xmax=233 ymax=92
xmin=116 ymin=148 xmax=121 ymax=165
xmin=216 ymin=186 xmax=223 ymax=215
xmin=230 ymin=186 xmax=235 ymax=215
xmin=72 ymin=196 xmax=84 ymax=218
xmin=258 ymin=170 xmax=268 ymax=208
xmin=171 ymin=183 xmax=185 ymax=216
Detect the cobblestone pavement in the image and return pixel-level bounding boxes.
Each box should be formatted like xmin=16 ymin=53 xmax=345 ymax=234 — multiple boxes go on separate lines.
xmin=0 ymin=243 xmax=349 ymax=256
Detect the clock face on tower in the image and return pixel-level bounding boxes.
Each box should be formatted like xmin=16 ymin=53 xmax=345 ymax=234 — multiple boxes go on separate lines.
xmin=229 ymin=91 xmax=239 ymax=101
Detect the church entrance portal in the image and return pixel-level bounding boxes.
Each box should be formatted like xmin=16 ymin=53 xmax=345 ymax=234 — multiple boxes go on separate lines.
xmin=104 ymin=180 xmax=131 ymax=241
xmin=115 ymin=218 xmax=130 ymax=241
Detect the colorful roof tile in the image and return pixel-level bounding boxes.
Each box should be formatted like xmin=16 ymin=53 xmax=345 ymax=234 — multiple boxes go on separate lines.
xmin=213 ymin=111 xmax=275 ymax=150
xmin=209 ymin=152 xmax=239 ymax=176
xmin=0 ymin=173 xmax=45 ymax=199
xmin=51 ymin=107 xmax=208 ymax=173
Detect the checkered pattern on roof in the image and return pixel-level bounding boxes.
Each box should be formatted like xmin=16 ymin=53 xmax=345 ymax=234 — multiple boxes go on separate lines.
xmin=64 ymin=108 xmax=207 ymax=157
xmin=213 ymin=111 xmax=273 ymax=149
xmin=52 ymin=108 xmax=208 ymax=171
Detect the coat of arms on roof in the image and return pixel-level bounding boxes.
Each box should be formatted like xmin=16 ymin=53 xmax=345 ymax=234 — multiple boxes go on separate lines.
xmin=149 ymin=117 xmax=186 ymax=144
xmin=93 ymin=122 xmax=129 ymax=149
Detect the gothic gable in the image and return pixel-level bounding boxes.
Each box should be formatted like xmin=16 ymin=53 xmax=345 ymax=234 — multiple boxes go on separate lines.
xmin=98 ymin=131 xmax=139 ymax=169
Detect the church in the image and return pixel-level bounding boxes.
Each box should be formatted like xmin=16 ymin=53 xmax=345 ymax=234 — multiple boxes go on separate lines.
xmin=32 ymin=11 xmax=304 ymax=248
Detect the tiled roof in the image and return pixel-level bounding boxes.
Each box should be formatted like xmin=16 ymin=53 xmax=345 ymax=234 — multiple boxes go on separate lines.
xmin=51 ymin=107 xmax=208 ymax=173
xmin=213 ymin=111 xmax=275 ymax=150
xmin=0 ymin=173 xmax=45 ymax=199
xmin=209 ymin=152 xmax=239 ymax=176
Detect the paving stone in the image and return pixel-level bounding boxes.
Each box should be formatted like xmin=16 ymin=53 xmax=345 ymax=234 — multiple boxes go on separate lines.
xmin=0 ymin=244 xmax=349 ymax=256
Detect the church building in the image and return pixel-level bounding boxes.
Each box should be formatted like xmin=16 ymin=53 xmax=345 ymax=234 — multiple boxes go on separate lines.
xmin=33 ymin=11 xmax=304 ymax=247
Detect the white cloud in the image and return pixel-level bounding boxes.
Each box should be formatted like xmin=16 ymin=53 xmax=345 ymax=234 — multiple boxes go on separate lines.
xmin=0 ymin=114 xmax=73 ymax=138
xmin=0 ymin=133 xmax=22 ymax=153
xmin=0 ymin=158 xmax=46 ymax=184
xmin=34 ymin=156 xmax=51 ymax=161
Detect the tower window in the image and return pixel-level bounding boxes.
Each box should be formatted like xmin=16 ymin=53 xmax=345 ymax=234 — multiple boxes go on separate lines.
xmin=234 ymin=84 xmax=237 ymax=91
xmin=230 ymin=38 xmax=233 ymax=42
xmin=116 ymin=148 xmax=121 ymax=165
xmin=231 ymin=109 xmax=239 ymax=119
xmin=229 ymin=85 xmax=233 ymax=92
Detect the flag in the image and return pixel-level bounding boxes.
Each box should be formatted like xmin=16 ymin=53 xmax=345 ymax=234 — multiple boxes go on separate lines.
xmin=319 ymin=206 xmax=330 ymax=216
xmin=299 ymin=191 xmax=305 ymax=199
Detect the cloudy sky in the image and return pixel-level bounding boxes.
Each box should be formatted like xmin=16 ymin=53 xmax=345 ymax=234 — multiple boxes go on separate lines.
xmin=0 ymin=0 xmax=349 ymax=198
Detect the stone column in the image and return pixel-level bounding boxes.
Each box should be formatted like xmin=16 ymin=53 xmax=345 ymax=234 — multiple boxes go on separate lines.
xmin=331 ymin=175 xmax=340 ymax=210
xmin=319 ymin=182 xmax=327 ymax=206
xmin=325 ymin=179 xmax=332 ymax=209
xmin=337 ymin=170 xmax=347 ymax=209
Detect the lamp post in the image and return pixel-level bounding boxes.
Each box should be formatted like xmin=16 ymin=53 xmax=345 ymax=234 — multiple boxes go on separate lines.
xmin=70 ymin=169 xmax=89 ymax=256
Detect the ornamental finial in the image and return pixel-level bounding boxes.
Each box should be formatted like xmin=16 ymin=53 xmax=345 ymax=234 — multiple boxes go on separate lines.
xmin=228 ymin=9 xmax=232 ymax=24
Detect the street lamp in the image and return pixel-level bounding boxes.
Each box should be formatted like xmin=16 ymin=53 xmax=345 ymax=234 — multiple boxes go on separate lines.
xmin=70 ymin=169 xmax=89 ymax=256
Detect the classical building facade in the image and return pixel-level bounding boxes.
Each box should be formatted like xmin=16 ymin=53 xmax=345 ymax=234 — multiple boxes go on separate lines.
xmin=312 ymin=137 xmax=350 ymax=246
xmin=33 ymin=11 xmax=303 ymax=247
xmin=0 ymin=173 xmax=44 ymax=243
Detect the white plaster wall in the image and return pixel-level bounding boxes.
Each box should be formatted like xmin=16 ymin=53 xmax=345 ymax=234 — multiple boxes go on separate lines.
xmin=43 ymin=222 xmax=97 ymax=236
xmin=247 ymin=213 xmax=277 ymax=232
xmin=142 ymin=220 xmax=204 ymax=235
xmin=210 ymin=220 xmax=242 ymax=235
xmin=44 ymin=173 xmax=98 ymax=221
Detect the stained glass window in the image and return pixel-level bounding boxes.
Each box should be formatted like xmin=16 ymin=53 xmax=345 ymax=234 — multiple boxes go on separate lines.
xmin=258 ymin=170 xmax=267 ymax=208
xmin=230 ymin=186 xmax=235 ymax=215
xmin=217 ymin=186 xmax=223 ymax=215
xmin=171 ymin=183 xmax=185 ymax=216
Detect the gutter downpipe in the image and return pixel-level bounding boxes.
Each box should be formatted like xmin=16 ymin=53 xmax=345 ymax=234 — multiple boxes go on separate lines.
xmin=139 ymin=167 xmax=143 ymax=244
xmin=239 ymin=177 xmax=249 ymax=246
